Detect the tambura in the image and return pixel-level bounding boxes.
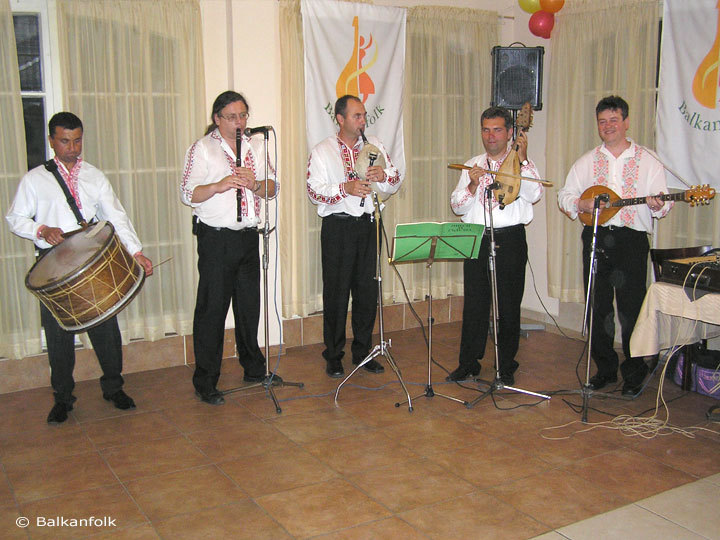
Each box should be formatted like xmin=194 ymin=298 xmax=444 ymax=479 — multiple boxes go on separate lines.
xmin=354 ymin=143 xmax=387 ymax=180
xmin=25 ymin=221 xmax=145 ymax=332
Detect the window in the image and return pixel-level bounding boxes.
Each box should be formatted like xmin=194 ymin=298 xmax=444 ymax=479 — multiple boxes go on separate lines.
xmin=11 ymin=0 xmax=59 ymax=171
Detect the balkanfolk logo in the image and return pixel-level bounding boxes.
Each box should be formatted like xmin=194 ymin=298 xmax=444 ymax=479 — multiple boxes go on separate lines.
xmin=335 ymin=16 xmax=377 ymax=102
xmin=692 ymin=1 xmax=720 ymax=109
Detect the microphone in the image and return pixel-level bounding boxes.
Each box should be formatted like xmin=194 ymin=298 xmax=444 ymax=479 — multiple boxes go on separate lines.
xmin=596 ymin=193 xmax=610 ymax=202
xmin=244 ymin=126 xmax=273 ymax=136
xmin=487 ymin=181 xmax=501 ymax=190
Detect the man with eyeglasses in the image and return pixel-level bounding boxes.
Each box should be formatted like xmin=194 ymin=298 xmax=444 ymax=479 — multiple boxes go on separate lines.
xmin=180 ymin=91 xmax=277 ymax=405
xmin=306 ymin=94 xmax=403 ymax=378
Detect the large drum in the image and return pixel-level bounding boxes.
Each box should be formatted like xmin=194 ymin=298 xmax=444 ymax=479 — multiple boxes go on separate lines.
xmin=25 ymin=221 xmax=145 ymax=332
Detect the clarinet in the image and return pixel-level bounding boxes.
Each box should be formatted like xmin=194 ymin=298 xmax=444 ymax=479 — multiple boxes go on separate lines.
xmin=359 ymin=129 xmax=374 ymax=208
xmin=236 ymin=128 xmax=243 ymax=222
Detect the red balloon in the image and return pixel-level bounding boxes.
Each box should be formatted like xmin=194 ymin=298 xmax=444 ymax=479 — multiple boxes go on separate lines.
xmin=539 ymin=0 xmax=564 ymax=14
xmin=529 ymin=10 xmax=554 ymax=39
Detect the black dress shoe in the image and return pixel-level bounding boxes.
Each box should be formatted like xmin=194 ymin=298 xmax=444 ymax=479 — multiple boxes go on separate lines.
xmin=47 ymin=402 xmax=72 ymax=425
xmin=243 ymin=373 xmax=284 ymax=385
xmin=587 ymin=373 xmax=618 ymax=391
xmin=499 ymin=371 xmax=515 ymax=386
xmin=353 ymin=358 xmax=385 ymax=374
xmin=446 ymin=364 xmax=481 ymax=382
xmin=622 ymin=381 xmax=642 ymax=397
xmin=195 ymin=389 xmax=225 ymax=406
xmin=103 ymin=389 xmax=136 ymax=410
xmin=326 ymin=360 xmax=344 ymax=378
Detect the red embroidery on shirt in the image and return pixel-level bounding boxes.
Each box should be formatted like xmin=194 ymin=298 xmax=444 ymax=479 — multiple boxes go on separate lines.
xmin=55 ymin=156 xmax=83 ymax=209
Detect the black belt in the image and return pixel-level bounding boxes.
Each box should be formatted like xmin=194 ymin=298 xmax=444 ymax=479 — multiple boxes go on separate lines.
xmin=325 ymin=212 xmax=371 ymax=222
xmin=197 ymin=220 xmax=257 ymax=234
xmin=484 ymin=223 xmax=524 ymax=236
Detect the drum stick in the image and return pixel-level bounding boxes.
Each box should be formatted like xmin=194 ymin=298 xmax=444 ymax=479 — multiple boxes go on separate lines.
xmin=447 ymin=163 xmax=553 ymax=187
xmin=152 ymin=256 xmax=173 ymax=269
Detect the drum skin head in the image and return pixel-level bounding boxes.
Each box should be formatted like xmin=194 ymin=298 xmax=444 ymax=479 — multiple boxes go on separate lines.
xmin=27 ymin=223 xmax=112 ymax=288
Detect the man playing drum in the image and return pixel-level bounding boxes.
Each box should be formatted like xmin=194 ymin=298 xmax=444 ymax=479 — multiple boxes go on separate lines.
xmin=6 ymin=112 xmax=153 ymax=424
xmin=306 ymin=94 xmax=403 ymax=378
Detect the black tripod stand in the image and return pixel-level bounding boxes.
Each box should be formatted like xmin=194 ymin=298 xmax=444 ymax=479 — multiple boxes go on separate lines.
xmin=466 ymin=183 xmax=550 ymax=408
xmin=335 ymin=192 xmax=413 ymax=410
xmin=222 ymin=128 xmax=303 ymax=413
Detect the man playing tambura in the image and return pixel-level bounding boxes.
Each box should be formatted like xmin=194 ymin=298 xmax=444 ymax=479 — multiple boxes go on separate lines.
xmin=6 ymin=112 xmax=153 ymax=424
xmin=558 ymin=96 xmax=672 ymax=396
xmin=306 ymin=94 xmax=403 ymax=378
xmin=448 ymin=106 xmax=543 ymax=386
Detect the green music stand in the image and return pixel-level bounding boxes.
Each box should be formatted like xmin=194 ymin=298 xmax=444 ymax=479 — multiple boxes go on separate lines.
xmin=391 ymin=222 xmax=484 ymax=407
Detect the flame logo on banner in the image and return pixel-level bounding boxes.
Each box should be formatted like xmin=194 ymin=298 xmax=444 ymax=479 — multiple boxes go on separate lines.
xmin=336 ymin=16 xmax=377 ymax=103
xmin=692 ymin=1 xmax=720 ymax=109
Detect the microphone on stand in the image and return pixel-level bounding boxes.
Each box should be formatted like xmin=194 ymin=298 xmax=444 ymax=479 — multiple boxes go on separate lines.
xmin=244 ymin=126 xmax=273 ymax=137
xmin=236 ymin=128 xmax=243 ymax=222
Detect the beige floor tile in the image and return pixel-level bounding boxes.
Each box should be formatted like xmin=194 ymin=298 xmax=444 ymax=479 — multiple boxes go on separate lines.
xmin=100 ymin=436 xmax=209 ymax=482
xmin=400 ymin=491 xmax=548 ymax=540
xmin=425 ymin=437 xmax=551 ymax=487
xmin=81 ymin=411 xmax=181 ymax=448
xmin=0 ymin=424 xmax=94 ymax=466
xmin=379 ymin=416 xmax=489 ymax=456
xmin=153 ymin=500 xmax=290 ymax=540
xmin=160 ymin=398 xmax=262 ymax=434
xmin=0 ymin=471 xmax=14 ymax=507
xmin=557 ymin=503 xmax=706 ymax=540
xmin=626 ymin=430 xmax=720 ymax=478
xmin=488 ymin=468 xmax=629 ymax=528
xmin=90 ymin=523 xmax=162 ymax=539
xmin=126 ymin=465 xmax=247 ymax=521
xmin=0 ymin=505 xmax=27 ymax=540
xmin=266 ymin=408 xmax=372 ymax=444
xmin=303 ymin=429 xmax=420 ymax=475
xmin=528 ymin=533 xmax=568 ymax=540
xmin=312 ymin=516 xmax=428 ymax=539
xmin=350 ymin=457 xmax=476 ymax=513
xmin=256 ymin=478 xmax=390 ymax=538
xmin=19 ymin=485 xmax=146 ymax=539
xmin=567 ymin=448 xmax=696 ymax=501
xmin=188 ymin=421 xmax=295 ymax=462
xmin=636 ymin=477 xmax=720 ymax=539
xmin=5 ymin=451 xmax=117 ymax=504
xmin=219 ymin=445 xmax=338 ymax=497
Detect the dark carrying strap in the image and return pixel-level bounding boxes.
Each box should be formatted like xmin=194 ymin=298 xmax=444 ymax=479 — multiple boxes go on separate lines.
xmin=44 ymin=159 xmax=86 ymax=227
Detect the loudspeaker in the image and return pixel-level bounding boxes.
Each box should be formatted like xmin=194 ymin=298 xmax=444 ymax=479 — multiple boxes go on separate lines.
xmin=491 ymin=46 xmax=544 ymax=110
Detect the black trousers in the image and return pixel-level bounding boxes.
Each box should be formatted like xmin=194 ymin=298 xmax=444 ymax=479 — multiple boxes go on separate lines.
xmin=582 ymin=226 xmax=649 ymax=384
xmin=41 ymin=303 xmax=124 ymax=405
xmin=320 ymin=214 xmax=378 ymax=364
xmin=192 ymin=223 xmax=265 ymax=394
xmin=458 ymin=225 xmax=527 ymax=375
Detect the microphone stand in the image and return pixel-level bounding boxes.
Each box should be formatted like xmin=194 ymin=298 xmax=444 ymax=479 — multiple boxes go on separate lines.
xmin=466 ymin=182 xmax=550 ymax=408
xmin=222 ymin=128 xmax=303 ymax=413
xmin=335 ymin=191 xmax=413 ymax=410
xmin=568 ymin=194 xmax=630 ymax=423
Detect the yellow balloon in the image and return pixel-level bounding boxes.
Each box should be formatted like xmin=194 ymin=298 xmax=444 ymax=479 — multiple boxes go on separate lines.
xmin=519 ymin=0 xmax=542 ymax=14
xmin=540 ymin=0 xmax=565 ymax=14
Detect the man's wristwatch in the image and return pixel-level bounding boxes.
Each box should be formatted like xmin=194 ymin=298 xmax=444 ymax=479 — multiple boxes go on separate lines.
xmin=520 ymin=159 xmax=529 ymax=166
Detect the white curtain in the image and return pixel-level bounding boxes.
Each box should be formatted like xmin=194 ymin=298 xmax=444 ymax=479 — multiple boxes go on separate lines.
xmin=546 ymin=0 xmax=660 ymax=303
xmin=279 ymin=0 xmax=498 ymax=317
xmin=53 ymin=0 xmax=205 ymax=342
xmin=0 ymin=0 xmax=39 ymax=359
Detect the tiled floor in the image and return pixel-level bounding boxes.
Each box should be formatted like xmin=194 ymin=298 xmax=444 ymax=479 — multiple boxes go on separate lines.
xmin=0 ymin=321 xmax=718 ymax=539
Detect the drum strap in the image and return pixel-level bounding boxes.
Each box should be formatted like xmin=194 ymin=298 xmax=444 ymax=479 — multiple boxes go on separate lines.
xmin=44 ymin=159 xmax=87 ymax=227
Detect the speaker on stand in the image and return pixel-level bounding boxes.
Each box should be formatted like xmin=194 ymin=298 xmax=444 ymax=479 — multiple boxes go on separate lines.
xmin=490 ymin=43 xmax=546 ymax=337
xmin=491 ymin=44 xmax=544 ymax=111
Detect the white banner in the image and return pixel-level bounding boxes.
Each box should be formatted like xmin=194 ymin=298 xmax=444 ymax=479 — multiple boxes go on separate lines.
xmin=657 ymin=0 xmax=720 ymax=190
xmin=301 ymin=0 xmax=406 ymax=177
